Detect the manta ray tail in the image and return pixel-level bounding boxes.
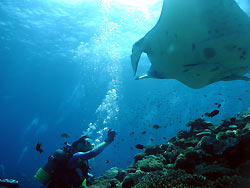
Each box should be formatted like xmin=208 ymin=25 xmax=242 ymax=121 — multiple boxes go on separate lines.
xmin=131 ymin=38 xmax=144 ymax=76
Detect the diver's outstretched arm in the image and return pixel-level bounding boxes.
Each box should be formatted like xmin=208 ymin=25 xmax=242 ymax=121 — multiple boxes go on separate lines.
xmin=68 ymin=129 xmax=116 ymax=169
xmin=70 ymin=141 xmax=110 ymax=161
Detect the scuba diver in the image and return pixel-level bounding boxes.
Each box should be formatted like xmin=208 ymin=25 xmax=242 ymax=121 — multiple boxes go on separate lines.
xmin=34 ymin=129 xmax=116 ymax=188
xmin=0 ymin=178 xmax=19 ymax=188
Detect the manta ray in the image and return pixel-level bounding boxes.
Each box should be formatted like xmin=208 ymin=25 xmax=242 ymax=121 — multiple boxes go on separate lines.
xmin=131 ymin=0 xmax=250 ymax=89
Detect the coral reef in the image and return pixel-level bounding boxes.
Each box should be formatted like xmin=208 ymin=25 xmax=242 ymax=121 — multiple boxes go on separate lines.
xmin=89 ymin=108 xmax=250 ymax=188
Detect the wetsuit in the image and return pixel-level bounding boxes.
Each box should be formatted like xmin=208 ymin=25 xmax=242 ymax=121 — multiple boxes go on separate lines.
xmin=38 ymin=141 xmax=111 ymax=188
xmin=35 ymin=129 xmax=116 ymax=188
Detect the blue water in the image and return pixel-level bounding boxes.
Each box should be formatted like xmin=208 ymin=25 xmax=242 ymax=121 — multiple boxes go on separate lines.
xmin=0 ymin=0 xmax=250 ymax=187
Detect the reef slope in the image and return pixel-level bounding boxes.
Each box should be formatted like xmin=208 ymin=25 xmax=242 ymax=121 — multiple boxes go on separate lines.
xmin=89 ymin=108 xmax=250 ymax=188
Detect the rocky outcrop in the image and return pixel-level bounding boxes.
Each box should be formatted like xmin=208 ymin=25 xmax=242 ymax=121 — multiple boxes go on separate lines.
xmin=89 ymin=108 xmax=250 ymax=188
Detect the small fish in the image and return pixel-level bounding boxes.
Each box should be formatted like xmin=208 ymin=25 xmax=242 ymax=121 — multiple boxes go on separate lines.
xmin=129 ymin=132 xmax=135 ymax=136
xmin=141 ymin=131 xmax=146 ymax=135
xmin=150 ymin=138 xmax=154 ymax=142
xmin=151 ymin=125 xmax=161 ymax=129
xmin=205 ymin=110 xmax=220 ymax=117
xmin=215 ymin=103 xmax=221 ymax=108
xmin=163 ymin=137 xmax=167 ymax=140
xmin=135 ymin=144 xmax=144 ymax=149
xmin=105 ymin=160 xmax=109 ymax=164
xmin=61 ymin=133 xmax=70 ymax=138
xmin=238 ymin=97 xmax=243 ymax=101
xmin=230 ymin=118 xmax=236 ymax=124
xmin=36 ymin=142 xmax=43 ymax=154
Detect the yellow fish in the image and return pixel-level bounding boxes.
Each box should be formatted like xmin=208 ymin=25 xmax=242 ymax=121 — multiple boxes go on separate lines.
xmin=61 ymin=133 xmax=70 ymax=138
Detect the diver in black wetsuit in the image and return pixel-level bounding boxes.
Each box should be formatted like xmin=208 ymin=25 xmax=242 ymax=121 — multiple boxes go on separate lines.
xmin=34 ymin=129 xmax=116 ymax=188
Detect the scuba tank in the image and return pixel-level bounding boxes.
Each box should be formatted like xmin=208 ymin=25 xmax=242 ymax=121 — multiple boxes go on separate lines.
xmin=34 ymin=142 xmax=73 ymax=185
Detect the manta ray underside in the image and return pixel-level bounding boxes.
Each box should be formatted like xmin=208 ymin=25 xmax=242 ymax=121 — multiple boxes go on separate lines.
xmin=131 ymin=0 xmax=250 ymax=89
